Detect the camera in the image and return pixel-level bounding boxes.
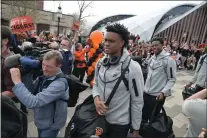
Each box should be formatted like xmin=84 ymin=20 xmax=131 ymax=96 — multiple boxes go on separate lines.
xmin=5 ymin=54 xmax=41 ymax=70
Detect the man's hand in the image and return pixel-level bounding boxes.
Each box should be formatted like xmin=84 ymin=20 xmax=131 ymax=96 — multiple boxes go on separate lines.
xmin=2 ymin=91 xmax=15 ymax=98
xmin=185 ymin=82 xmax=193 ymax=88
xmin=94 ymin=96 xmax=108 ymax=116
xmin=199 ymin=128 xmax=207 ymax=137
xmin=156 ymin=92 xmax=164 ymax=101
xmin=132 ymin=130 xmax=141 ymax=138
xmin=10 ymin=68 xmax=22 ymax=85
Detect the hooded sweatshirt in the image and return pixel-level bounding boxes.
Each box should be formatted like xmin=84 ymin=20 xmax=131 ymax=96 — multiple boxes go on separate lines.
xmin=144 ymin=50 xmax=177 ymax=96
xmin=92 ymin=48 xmax=144 ymax=130
xmin=191 ymin=53 xmax=207 ymax=88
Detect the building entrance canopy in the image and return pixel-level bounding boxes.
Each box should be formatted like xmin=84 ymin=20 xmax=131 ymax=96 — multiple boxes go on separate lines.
xmin=97 ymin=3 xmax=200 ymax=42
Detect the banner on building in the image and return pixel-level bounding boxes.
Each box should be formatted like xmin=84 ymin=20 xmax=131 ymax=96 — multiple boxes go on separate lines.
xmin=72 ymin=21 xmax=80 ymax=31
xmin=10 ymin=16 xmax=35 ymax=33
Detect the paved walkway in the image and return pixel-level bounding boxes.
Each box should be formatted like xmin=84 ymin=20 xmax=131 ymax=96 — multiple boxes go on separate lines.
xmin=27 ymin=70 xmax=194 ymax=137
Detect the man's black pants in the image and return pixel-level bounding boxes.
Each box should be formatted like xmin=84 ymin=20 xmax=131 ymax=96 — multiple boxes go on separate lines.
xmin=141 ymin=92 xmax=166 ymax=124
xmin=101 ymin=121 xmax=130 ymax=138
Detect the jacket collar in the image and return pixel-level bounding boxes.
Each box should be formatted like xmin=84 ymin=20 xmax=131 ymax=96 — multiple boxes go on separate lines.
xmin=152 ymin=50 xmax=170 ymax=60
xmin=43 ymin=69 xmax=62 ymax=81
xmin=102 ymin=48 xmax=130 ymax=63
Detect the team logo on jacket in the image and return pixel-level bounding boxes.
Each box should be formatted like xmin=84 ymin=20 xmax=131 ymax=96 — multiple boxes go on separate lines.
xmin=113 ymin=74 xmax=118 ymax=77
xmin=95 ymin=127 xmax=103 ymax=136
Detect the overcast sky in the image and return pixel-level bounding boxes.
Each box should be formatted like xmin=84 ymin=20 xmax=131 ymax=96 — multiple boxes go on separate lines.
xmin=44 ymin=1 xmax=203 ymax=26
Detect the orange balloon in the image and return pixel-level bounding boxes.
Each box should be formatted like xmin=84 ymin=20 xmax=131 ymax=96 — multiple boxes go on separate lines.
xmin=93 ymin=44 xmax=99 ymax=49
xmin=92 ymin=62 xmax=97 ymax=68
xmin=87 ymin=52 xmax=93 ymax=58
xmin=88 ymin=66 xmax=94 ymax=75
xmin=90 ymin=30 xmax=104 ymax=44
xmin=90 ymin=48 xmax=96 ymax=54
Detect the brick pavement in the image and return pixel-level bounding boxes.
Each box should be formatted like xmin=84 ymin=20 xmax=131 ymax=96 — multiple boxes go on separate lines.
xmin=27 ymin=70 xmax=194 ymax=137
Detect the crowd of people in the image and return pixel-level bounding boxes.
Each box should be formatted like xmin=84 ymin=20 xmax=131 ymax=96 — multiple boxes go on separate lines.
xmin=128 ymin=37 xmax=205 ymax=71
xmin=1 ymin=23 xmax=207 ymax=138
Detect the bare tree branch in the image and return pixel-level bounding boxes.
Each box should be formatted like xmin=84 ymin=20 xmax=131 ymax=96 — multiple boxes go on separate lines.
xmin=12 ymin=1 xmax=19 ymax=15
xmin=81 ymin=14 xmax=94 ymax=20
xmin=76 ymin=1 xmax=93 ymax=21
xmin=8 ymin=1 xmax=14 ymax=17
xmin=78 ymin=1 xmax=86 ymax=21
xmin=82 ymin=1 xmax=93 ymax=13
xmin=23 ymin=1 xmax=27 ymax=16
xmin=71 ymin=1 xmax=93 ymax=32
xmin=77 ymin=0 xmax=81 ymax=11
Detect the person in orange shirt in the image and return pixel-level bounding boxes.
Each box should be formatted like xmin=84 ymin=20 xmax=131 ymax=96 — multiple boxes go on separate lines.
xmin=72 ymin=43 xmax=90 ymax=82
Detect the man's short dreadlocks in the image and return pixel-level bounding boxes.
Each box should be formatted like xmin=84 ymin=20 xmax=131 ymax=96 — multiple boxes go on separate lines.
xmin=105 ymin=23 xmax=130 ymax=47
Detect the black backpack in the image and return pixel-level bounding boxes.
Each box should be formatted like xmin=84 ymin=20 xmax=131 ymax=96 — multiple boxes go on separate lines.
xmin=182 ymin=87 xmax=197 ymax=100
xmin=139 ymin=102 xmax=174 ymax=138
xmin=34 ymin=73 xmax=89 ymax=107
xmin=65 ymin=74 xmax=89 ymax=107
xmin=1 ymin=95 xmax=28 ymax=138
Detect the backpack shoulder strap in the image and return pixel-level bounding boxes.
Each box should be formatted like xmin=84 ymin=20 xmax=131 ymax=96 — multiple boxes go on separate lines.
xmin=33 ymin=76 xmax=43 ymax=95
xmin=55 ymin=73 xmax=66 ymax=79
xmin=53 ymin=73 xmax=68 ymax=91
xmin=121 ymin=57 xmax=131 ymax=91
xmin=105 ymin=58 xmax=131 ymax=106
xmin=39 ymin=73 xmax=67 ymax=92
xmin=97 ymin=58 xmax=103 ymax=73
xmin=122 ymin=74 xmax=129 ymax=91
xmin=197 ymin=54 xmax=207 ymax=72
xmin=94 ymin=58 xmax=103 ymax=81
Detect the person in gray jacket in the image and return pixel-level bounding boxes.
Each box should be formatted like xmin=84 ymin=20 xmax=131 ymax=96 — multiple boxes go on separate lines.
xmin=186 ymin=46 xmax=207 ymax=92
xmin=92 ymin=23 xmax=144 ymax=138
xmin=142 ymin=37 xmax=176 ymax=123
xmin=10 ymin=50 xmax=69 ymax=138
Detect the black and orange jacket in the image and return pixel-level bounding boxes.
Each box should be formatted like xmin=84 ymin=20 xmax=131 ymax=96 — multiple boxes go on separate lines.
xmin=73 ymin=48 xmax=90 ymax=68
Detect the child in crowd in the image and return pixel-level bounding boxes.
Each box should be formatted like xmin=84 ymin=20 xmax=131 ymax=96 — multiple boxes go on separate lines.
xmin=72 ymin=43 xmax=90 ymax=82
